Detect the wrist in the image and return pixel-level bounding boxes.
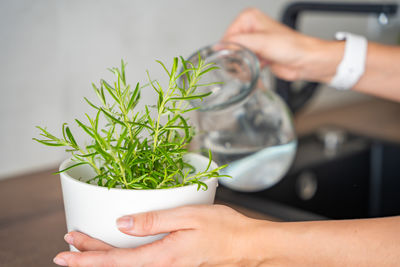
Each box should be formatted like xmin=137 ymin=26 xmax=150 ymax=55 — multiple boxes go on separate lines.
xmin=240 ymin=220 xmax=287 ymax=266
xmin=301 ymin=38 xmax=345 ymax=83
xmin=246 ymin=220 xmax=314 ymax=266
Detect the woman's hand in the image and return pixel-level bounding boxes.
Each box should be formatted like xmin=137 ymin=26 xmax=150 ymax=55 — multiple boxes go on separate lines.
xmin=53 ymin=205 xmax=274 ymax=267
xmin=53 ymin=204 xmax=400 ymax=267
xmin=223 ymin=8 xmax=400 ymax=101
xmin=222 ymin=8 xmax=343 ymax=83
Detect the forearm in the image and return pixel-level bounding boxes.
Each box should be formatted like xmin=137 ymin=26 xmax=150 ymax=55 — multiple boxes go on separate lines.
xmin=303 ymin=39 xmax=400 ymax=102
xmin=354 ymin=42 xmax=400 ymax=101
xmin=252 ymin=216 xmax=400 ymax=266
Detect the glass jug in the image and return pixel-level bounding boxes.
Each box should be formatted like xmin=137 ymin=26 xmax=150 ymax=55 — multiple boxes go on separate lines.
xmin=186 ymin=42 xmax=297 ymax=192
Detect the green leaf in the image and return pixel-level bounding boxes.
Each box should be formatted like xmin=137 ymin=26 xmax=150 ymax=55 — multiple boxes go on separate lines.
xmin=92 ymin=83 xmax=106 ymax=106
xmin=65 ymin=126 xmax=78 ymax=147
xmin=170 ymin=57 xmax=178 ymax=77
xmin=156 ymin=60 xmax=171 ymax=77
xmin=102 ymin=79 xmax=120 ymax=104
xmin=75 ymin=119 xmax=95 ymax=138
xmin=169 ymin=91 xmax=212 ymax=101
xmin=178 ymin=115 xmax=190 ymax=139
xmin=180 ymin=56 xmax=191 ymax=85
xmin=93 ymin=143 xmax=112 ymax=161
xmin=55 ymin=162 xmax=90 ymax=174
xmin=32 ymin=138 xmax=64 ymax=147
xmin=116 ymin=128 xmax=128 ymax=149
xmin=128 ymin=121 xmax=153 ymax=131
xmin=206 ymin=149 xmax=212 ymax=171
xmin=94 ymin=109 xmax=101 ymax=131
xmin=127 ymin=82 xmax=140 ymax=110
xmin=182 ymin=106 xmax=200 ymax=113
xmin=146 ymin=71 xmax=160 ymax=95
xmin=84 ymin=97 xmax=99 ymax=110
xmin=100 ymin=108 xmax=124 ymax=125
xmin=196 ymin=82 xmax=224 ymax=87
xmin=120 ymin=59 xmax=126 ymax=84
xmin=199 ymin=66 xmax=219 ymax=76
xmin=76 ymin=152 xmax=97 ymax=158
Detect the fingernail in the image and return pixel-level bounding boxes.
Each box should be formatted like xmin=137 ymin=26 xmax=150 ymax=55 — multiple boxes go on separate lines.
xmin=53 ymin=256 xmax=67 ymax=266
xmin=64 ymin=233 xmax=74 ymax=245
xmin=117 ymin=216 xmax=133 ymax=230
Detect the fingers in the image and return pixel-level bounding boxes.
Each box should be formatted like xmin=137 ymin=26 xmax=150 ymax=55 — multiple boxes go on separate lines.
xmin=224 ymin=33 xmax=275 ymax=61
xmin=54 ymin=244 xmax=166 ymax=267
xmin=54 ymin=251 xmax=119 ymax=267
xmin=269 ymin=63 xmax=301 ymax=81
xmin=116 ymin=205 xmax=206 ymax=236
xmin=64 ymin=231 xmax=114 ymax=252
xmin=223 ymin=8 xmax=281 ymax=39
xmin=223 ymin=8 xmax=267 ymax=38
xmin=53 ymin=205 xmax=240 ymax=266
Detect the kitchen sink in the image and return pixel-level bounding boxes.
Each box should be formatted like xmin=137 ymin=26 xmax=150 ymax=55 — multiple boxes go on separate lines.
xmin=216 ymin=126 xmax=400 ymax=221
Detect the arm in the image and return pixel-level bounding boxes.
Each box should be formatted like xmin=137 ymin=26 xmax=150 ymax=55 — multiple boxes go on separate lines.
xmin=345 ymin=42 xmax=400 ymax=101
xmin=257 ymin=215 xmax=400 ymax=266
xmin=53 ymin=205 xmax=400 ymax=266
xmin=222 ymin=8 xmax=400 ymax=102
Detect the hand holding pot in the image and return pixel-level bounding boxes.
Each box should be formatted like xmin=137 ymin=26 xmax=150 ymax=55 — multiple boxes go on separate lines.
xmin=53 ymin=205 xmax=271 ymax=267
xmin=54 ymin=204 xmax=400 ymax=266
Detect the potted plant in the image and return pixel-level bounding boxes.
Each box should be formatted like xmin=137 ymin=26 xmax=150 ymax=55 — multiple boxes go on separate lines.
xmin=33 ymin=56 xmax=227 ymax=250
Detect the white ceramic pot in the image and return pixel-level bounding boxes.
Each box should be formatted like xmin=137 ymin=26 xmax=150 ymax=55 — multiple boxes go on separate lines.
xmin=59 ymin=153 xmax=218 ymax=251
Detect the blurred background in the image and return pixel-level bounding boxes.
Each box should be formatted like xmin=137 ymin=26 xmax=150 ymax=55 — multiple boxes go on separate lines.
xmin=1 ymin=0 xmax=399 ymax=180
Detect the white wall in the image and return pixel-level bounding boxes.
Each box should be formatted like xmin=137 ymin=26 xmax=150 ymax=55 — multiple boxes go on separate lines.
xmin=0 ymin=0 xmax=398 ymax=179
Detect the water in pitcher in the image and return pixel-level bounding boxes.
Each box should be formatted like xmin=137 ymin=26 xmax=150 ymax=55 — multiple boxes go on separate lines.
xmin=203 ymin=132 xmax=296 ymax=192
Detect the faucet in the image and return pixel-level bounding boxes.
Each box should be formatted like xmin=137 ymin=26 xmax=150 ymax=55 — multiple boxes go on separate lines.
xmin=282 ymin=2 xmax=398 ymax=29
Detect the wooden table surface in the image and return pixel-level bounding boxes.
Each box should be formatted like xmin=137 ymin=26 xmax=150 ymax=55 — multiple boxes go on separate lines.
xmin=1 ymin=98 xmax=399 ymax=266
xmin=0 ymin=169 xmax=67 ymax=266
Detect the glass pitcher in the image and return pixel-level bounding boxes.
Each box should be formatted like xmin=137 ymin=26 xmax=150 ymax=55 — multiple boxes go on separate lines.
xmin=186 ymin=42 xmax=297 ymax=192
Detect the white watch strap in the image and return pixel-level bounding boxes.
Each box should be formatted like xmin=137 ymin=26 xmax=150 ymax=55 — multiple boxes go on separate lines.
xmin=329 ymin=32 xmax=368 ymax=90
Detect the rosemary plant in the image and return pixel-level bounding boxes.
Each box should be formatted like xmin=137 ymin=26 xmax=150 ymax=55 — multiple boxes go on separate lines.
xmin=34 ymin=56 xmax=227 ymax=190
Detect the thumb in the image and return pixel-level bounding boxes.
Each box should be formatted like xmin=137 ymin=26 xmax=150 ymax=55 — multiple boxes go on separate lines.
xmin=116 ymin=205 xmax=203 ymax=236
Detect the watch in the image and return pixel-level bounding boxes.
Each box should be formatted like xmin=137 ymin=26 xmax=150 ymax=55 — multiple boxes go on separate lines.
xmin=329 ymin=32 xmax=368 ymax=90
